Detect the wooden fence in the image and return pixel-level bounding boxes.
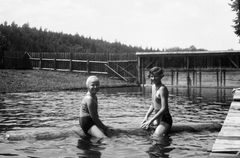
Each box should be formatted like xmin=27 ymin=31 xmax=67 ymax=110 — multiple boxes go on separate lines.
xmin=0 ymin=51 xmax=32 ymax=69
xmin=0 ymin=51 xmax=138 ymax=82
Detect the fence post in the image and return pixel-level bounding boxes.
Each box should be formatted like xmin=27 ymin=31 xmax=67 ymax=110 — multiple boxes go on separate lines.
xmin=39 ymin=51 xmax=42 ymax=70
xmin=54 ymin=52 xmax=56 ymax=71
xmin=69 ymin=51 xmax=72 ymax=72
xmin=87 ymin=49 xmax=90 ymax=74
xmin=0 ymin=50 xmax=4 ymax=68
xmin=107 ymin=50 xmax=109 ymax=75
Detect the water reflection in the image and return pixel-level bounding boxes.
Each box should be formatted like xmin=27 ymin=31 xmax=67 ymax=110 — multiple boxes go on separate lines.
xmin=147 ymin=136 xmax=173 ymax=158
xmin=168 ymin=87 xmax=232 ymax=104
xmin=77 ymin=136 xmax=103 ymax=158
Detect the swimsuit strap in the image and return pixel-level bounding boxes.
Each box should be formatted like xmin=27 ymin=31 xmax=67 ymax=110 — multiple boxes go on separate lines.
xmin=155 ymin=83 xmax=164 ymax=91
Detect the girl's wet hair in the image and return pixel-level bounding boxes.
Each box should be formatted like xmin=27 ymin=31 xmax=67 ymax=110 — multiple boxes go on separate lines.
xmin=148 ymin=67 xmax=164 ymax=78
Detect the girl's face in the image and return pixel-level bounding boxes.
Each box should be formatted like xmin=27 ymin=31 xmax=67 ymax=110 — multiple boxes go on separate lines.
xmin=150 ymin=72 xmax=161 ymax=84
xmin=88 ymin=80 xmax=100 ymax=94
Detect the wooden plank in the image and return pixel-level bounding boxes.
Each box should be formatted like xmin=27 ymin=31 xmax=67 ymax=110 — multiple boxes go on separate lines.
xmin=212 ymin=146 xmax=240 ymax=153
xmin=230 ymin=101 xmax=240 ymax=110
xmin=220 ymin=126 xmax=240 ymax=131
xmin=210 ymin=91 xmax=240 ymax=155
xmin=209 ymin=153 xmax=240 ymax=158
xmin=217 ymin=136 xmax=240 ymax=140
xmin=108 ymin=60 xmax=137 ymax=63
xmin=219 ymin=126 xmax=240 ymax=132
xmin=224 ymin=117 xmax=240 ymax=124
xmin=233 ymin=90 xmax=240 ymax=100
xmin=214 ymin=139 xmax=240 ymax=146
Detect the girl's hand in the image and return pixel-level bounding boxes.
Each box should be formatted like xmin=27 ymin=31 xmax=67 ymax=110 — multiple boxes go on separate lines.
xmin=141 ymin=117 xmax=148 ymax=124
xmin=141 ymin=120 xmax=151 ymax=130
xmin=105 ymin=128 xmax=114 ymax=137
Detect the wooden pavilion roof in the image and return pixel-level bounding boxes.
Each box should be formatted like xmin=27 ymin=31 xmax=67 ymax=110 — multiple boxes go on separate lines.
xmin=136 ymin=50 xmax=240 ymax=57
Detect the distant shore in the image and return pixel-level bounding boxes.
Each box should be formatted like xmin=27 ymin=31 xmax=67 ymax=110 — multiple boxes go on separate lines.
xmin=0 ymin=69 xmax=138 ymax=93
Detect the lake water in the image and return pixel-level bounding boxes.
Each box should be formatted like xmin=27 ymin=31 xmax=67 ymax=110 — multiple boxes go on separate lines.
xmin=0 ymin=86 xmax=234 ymax=158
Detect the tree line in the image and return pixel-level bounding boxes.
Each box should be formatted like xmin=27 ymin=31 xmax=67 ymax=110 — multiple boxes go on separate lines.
xmin=0 ymin=21 xmax=206 ymax=53
xmin=229 ymin=0 xmax=240 ymax=38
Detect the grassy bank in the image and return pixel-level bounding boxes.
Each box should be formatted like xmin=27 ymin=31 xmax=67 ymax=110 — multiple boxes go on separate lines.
xmin=0 ymin=69 xmax=138 ymax=93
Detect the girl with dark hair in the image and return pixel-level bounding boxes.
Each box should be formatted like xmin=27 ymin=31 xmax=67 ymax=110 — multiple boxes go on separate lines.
xmin=141 ymin=67 xmax=172 ymax=137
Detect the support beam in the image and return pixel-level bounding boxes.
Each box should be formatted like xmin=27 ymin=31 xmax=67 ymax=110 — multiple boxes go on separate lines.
xmin=105 ymin=64 xmax=128 ymax=82
xmin=228 ymin=57 xmax=239 ymax=69
xmin=112 ymin=63 xmax=136 ymax=78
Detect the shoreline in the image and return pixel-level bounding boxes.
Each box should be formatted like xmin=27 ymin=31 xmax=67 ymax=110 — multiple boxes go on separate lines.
xmin=0 ymin=69 xmax=139 ymax=93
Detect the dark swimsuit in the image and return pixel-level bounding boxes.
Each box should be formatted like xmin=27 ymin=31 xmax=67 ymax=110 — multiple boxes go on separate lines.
xmin=154 ymin=85 xmax=173 ymax=127
xmin=79 ymin=116 xmax=95 ymax=135
xmin=155 ymin=110 xmax=173 ymax=126
xmin=79 ymin=94 xmax=97 ymax=135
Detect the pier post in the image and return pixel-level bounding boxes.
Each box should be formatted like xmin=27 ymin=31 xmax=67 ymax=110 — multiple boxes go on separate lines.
xmin=193 ymin=69 xmax=195 ymax=86
xmin=223 ymin=69 xmax=226 ymax=87
xmin=199 ymin=69 xmax=202 ymax=87
xmin=142 ymin=57 xmax=145 ymax=86
xmin=187 ymin=57 xmax=190 ymax=87
xmin=175 ymin=69 xmax=178 ymax=86
xmin=220 ymin=70 xmax=223 ymax=87
xmin=137 ymin=56 xmax=141 ymax=84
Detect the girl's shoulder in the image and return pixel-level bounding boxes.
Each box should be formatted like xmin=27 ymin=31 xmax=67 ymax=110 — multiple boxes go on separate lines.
xmin=158 ymin=85 xmax=169 ymax=96
xmin=83 ymin=93 xmax=98 ymax=103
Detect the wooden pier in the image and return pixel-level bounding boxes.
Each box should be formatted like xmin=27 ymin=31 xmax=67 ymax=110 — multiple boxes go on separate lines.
xmin=136 ymin=50 xmax=240 ymax=87
xmin=209 ymin=89 xmax=240 ymax=157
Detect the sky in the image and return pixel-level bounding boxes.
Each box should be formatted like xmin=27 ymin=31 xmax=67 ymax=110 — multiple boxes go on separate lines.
xmin=0 ymin=0 xmax=239 ymax=50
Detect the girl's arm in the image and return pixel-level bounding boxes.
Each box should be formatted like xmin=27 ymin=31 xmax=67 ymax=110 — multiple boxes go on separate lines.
xmin=142 ymin=104 xmax=154 ymax=123
xmin=86 ymin=97 xmax=109 ymax=132
xmin=142 ymin=84 xmax=155 ymax=124
xmin=149 ymin=86 xmax=168 ymax=123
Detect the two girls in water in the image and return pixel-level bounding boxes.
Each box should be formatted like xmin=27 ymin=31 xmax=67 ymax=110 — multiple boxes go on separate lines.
xmin=79 ymin=67 xmax=172 ymax=138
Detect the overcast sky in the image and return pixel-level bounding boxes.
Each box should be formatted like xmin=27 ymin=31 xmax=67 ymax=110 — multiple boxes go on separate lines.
xmin=0 ymin=0 xmax=239 ymax=50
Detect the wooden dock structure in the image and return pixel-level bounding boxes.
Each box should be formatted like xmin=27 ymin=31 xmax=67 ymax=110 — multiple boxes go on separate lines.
xmin=209 ymin=89 xmax=240 ymax=158
xmin=136 ymin=50 xmax=240 ymax=87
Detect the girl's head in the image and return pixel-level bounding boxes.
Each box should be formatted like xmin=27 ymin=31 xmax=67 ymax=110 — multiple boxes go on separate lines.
xmin=148 ymin=67 xmax=164 ymax=84
xmin=86 ymin=76 xmax=100 ymax=94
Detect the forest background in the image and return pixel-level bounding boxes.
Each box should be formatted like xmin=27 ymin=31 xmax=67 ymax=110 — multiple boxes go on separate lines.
xmin=0 ymin=21 xmax=207 ymax=54
xmin=0 ymin=0 xmax=239 ymax=54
